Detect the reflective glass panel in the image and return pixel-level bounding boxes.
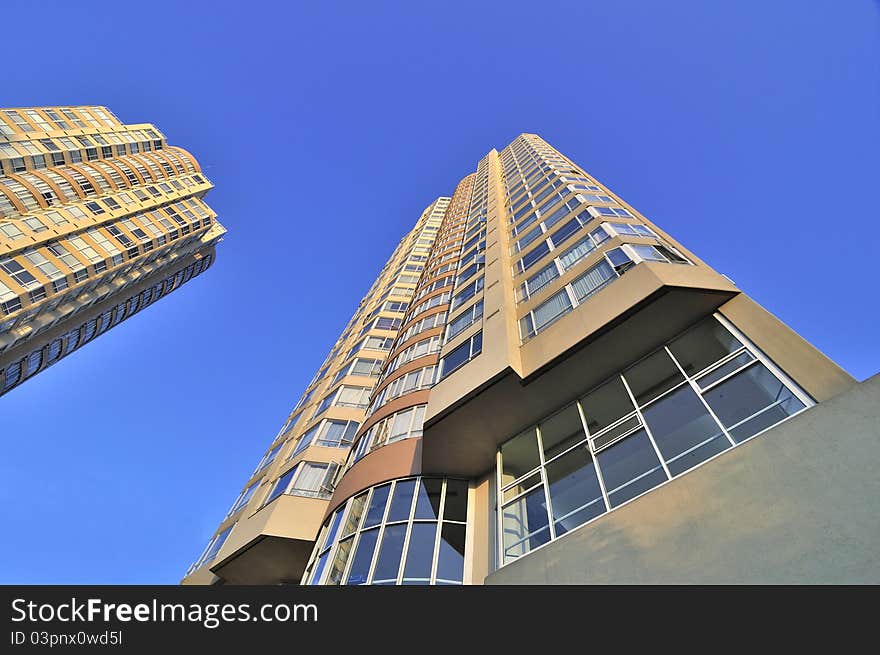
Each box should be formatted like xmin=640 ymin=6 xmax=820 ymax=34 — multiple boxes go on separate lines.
xmin=387 ymin=479 xmax=416 ymax=523
xmin=580 ymin=377 xmax=635 ymax=434
xmin=345 ymin=528 xmax=379 ymax=585
xmin=443 ymin=480 xmax=468 ymax=522
xmin=596 ymin=429 xmax=667 ymax=507
xmin=502 ymin=487 xmax=550 ymax=562
xmin=623 ymin=349 xmax=684 ymax=406
xmin=641 ymin=385 xmax=731 ymax=476
xmin=500 ymin=428 xmax=541 ymax=486
xmin=435 ymin=523 xmax=466 ymax=582
xmin=402 ymin=522 xmax=437 ymax=582
xmin=668 ymin=317 xmax=744 ymax=376
xmin=413 ymin=478 xmax=443 ymax=520
xmin=702 ymin=363 xmax=805 ymax=443
xmin=363 ymin=484 xmax=391 ymax=528
xmin=540 ymin=405 xmax=587 ymax=460
xmin=372 ymin=524 xmax=407 ymax=583
xmin=545 ymin=446 xmax=605 ymax=535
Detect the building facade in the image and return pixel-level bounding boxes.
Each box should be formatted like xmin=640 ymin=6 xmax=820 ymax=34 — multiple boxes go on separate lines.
xmin=183 ymin=133 xmax=865 ymax=585
xmin=0 ymin=106 xmax=224 ymax=396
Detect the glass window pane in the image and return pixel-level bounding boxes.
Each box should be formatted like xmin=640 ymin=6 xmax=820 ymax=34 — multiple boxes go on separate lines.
xmin=702 ymin=363 xmax=805 ymax=443
xmin=443 ymin=479 xmax=468 ymax=522
xmin=545 ymin=446 xmax=605 ymax=536
xmin=696 ymin=351 xmax=755 ymax=389
xmin=501 ymin=487 xmax=550 ymax=563
xmin=540 ymin=405 xmax=587 ymax=460
xmin=413 ymin=478 xmax=443 ymax=520
xmin=532 ymin=289 xmax=571 ymax=331
xmin=668 ymin=317 xmax=744 ymax=376
xmin=345 ymin=528 xmax=379 ymax=585
xmin=363 ymin=484 xmax=391 ymax=528
xmin=372 ymin=524 xmax=407 ymax=583
xmin=265 ymin=467 xmax=296 ymax=505
xmin=342 ymin=493 xmax=367 ymax=536
xmin=571 ymin=260 xmax=615 ymax=302
xmin=326 ymin=537 xmax=353 ymax=585
xmin=436 ymin=523 xmax=466 ymax=582
xmin=500 ymin=428 xmax=541 ymax=487
xmin=387 ymin=479 xmax=416 ymax=522
xmin=596 ymin=429 xmax=667 ymax=508
xmin=641 ymin=385 xmax=731 ymax=476
xmin=580 ymin=377 xmax=635 ymax=435
xmin=310 ymin=551 xmax=330 ymax=585
xmin=322 ymin=509 xmax=344 ymax=551
xmin=502 ymin=471 xmax=542 ymax=503
xmin=402 ymin=522 xmax=437 ymax=581
xmin=623 ymin=349 xmax=685 ymax=406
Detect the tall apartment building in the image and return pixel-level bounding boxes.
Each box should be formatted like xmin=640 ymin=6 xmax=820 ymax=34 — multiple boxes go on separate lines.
xmin=184 ymin=134 xmax=873 ymax=585
xmin=0 ymin=106 xmax=224 ymax=396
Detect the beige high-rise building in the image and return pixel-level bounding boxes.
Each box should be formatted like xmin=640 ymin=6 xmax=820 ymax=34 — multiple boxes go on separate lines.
xmin=0 ymin=106 xmax=224 ymax=396
xmin=184 ymin=133 xmax=875 ymax=586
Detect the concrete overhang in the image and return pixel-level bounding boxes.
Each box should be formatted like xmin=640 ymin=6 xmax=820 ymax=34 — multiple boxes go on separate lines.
xmin=422 ymin=263 xmax=739 ymax=478
xmin=209 ymin=494 xmax=328 ymax=585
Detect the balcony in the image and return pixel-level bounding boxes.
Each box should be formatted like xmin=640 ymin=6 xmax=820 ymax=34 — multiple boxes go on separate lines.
xmin=206 ymin=493 xmax=330 ymax=585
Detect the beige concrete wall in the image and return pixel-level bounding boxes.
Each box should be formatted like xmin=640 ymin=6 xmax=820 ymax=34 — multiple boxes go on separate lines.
xmin=719 ymin=294 xmax=855 ymax=401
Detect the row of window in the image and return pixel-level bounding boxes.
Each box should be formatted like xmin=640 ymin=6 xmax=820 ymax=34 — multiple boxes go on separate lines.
xmin=439 ymin=331 xmax=482 ymax=379
xmin=368 ymin=364 xmax=437 ymax=414
xmin=0 ymin=231 xmax=213 ymax=339
xmin=0 ymin=255 xmax=212 ymax=394
xmin=0 ymin=149 xmax=199 ymax=218
xmin=0 ymin=107 xmax=119 ymax=135
xmin=518 ymin=243 xmax=690 ymax=341
xmin=0 ymin=130 xmax=164 ymax=176
xmin=0 ymin=198 xmax=213 ymax=316
xmin=497 ymin=316 xmax=810 ymax=564
xmin=303 ymin=477 xmax=468 ymax=585
xmin=383 ymin=334 xmax=443 ymax=376
xmin=351 ymin=404 xmax=426 ymax=463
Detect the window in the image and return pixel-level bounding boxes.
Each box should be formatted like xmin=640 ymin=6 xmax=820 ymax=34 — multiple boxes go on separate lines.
xmin=520 ymin=261 xmax=560 ymax=301
xmin=446 ymin=300 xmax=483 ymax=341
xmin=85 ymin=201 xmax=105 ymax=215
xmin=294 ymin=419 xmax=359 ymax=456
xmin=450 ymin=277 xmax=483 ymax=311
xmin=304 ymin=477 xmax=467 ymax=585
xmin=354 ymin=405 xmax=426 ymax=461
xmin=519 ymin=289 xmax=572 ymax=339
xmin=264 ymin=462 xmax=335 ymax=505
xmin=440 ymin=331 xmax=482 ymax=378
xmin=496 ymin=315 xmax=811 ymax=564
xmin=254 ymin=443 xmax=284 ymax=474
xmin=349 ymin=335 xmax=394 ymax=357
xmin=333 ymin=357 xmax=382 ymax=383
xmin=315 ymin=385 xmax=371 ymax=415
xmin=517 ymin=241 xmax=551 ymax=273
xmin=192 ymin=524 xmax=234 ymax=570
xmin=369 ymin=365 xmax=436 ymax=413
xmin=385 ymin=334 xmax=442 ymax=374
xmin=0 ymin=258 xmax=39 ymax=288
xmin=518 ymin=258 xmax=620 ymax=340
xmin=227 ymin=480 xmax=261 ymax=517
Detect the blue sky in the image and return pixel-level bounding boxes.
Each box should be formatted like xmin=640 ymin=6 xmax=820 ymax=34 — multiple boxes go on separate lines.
xmin=1 ymin=1 xmax=877 ymax=583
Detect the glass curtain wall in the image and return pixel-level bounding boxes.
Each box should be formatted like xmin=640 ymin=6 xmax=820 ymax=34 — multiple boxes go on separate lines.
xmin=497 ymin=314 xmax=810 ymax=565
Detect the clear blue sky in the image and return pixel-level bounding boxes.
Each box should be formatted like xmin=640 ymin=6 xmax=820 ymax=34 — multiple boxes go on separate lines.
xmin=1 ymin=1 xmax=878 ymax=583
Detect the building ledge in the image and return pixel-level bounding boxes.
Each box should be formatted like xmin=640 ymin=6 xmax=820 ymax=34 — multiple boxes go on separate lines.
xmin=423 ymin=265 xmax=738 ymax=478
xmin=207 ymin=494 xmax=329 ymax=585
